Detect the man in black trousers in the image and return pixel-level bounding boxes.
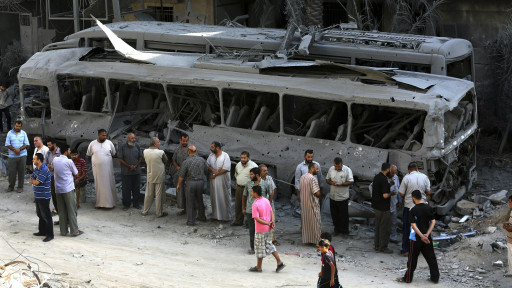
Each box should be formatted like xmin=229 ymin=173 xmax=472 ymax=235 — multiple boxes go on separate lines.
xmin=398 ymin=190 xmax=440 ymax=283
xmin=371 ymin=162 xmax=392 ymax=254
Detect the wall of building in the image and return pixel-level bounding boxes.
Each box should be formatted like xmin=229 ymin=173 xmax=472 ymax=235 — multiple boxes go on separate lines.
xmin=437 ymin=1 xmax=512 ymax=126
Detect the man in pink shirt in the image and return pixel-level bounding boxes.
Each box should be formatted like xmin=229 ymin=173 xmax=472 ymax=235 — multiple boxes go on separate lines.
xmin=249 ymin=185 xmax=285 ymax=273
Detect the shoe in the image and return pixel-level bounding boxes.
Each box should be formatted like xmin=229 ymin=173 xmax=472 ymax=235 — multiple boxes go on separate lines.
xmin=427 ymin=277 xmax=439 ymax=283
xmin=54 ymin=221 xmax=59 ymax=226
xmin=72 ymin=230 xmax=84 ymax=237
xmin=133 ymin=205 xmax=141 ymax=209
xmin=272 ymin=240 xmax=280 ymax=246
xmin=157 ymin=212 xmax=168 ymax=218
xmin=389 ymin=239 xmax=399 ymax=244
xmin=230 ymin=222 xmax=243 ymax=226
xmin=276 ymin=263 xmax=286 ymax=272
xmin=141 ymin=212 xmax=148 ymax=216
xmin=186 ymin=222 xmax=195 ymax=226
xmin=379 ymin=248 xmax=393 ymax=254
xmin=248 ymin=266 xmax=262 ymax=272
xmin=247 ymin=249 xmax=255 ymax=255
xmin=400 ymin=251 xmax=409 ymax=257
xmin=197 ymin=217 xmax=207 ymax=222
xmin=33 ymin=232 xmax=45 ymax=236
xmin=122 ymin=206 xmax=130 ymax=211
xmin=42 ymin=236 xmax=54 ymax=242
xmin=176 ymin=210 xmax=186 ymax=216
xmin=17 ymin=187 xmax=23 ymax=193
xmin=6 ymin=187 xmax=13 ymax=192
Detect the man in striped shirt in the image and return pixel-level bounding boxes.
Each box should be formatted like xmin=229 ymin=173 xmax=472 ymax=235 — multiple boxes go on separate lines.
xmin=30 ymin=153 xmax=54 ymax=242
xmin=299 ymin=162 xmax=321 ymax=245
xmin=5 ymin=120 xmax=30 ymax=193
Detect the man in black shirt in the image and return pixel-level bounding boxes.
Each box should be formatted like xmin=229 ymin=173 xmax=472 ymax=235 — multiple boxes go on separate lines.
xmin=399 ymin=190 xmax=440 ymax=283
xmin=371 ymin=163 xmax=392 ymax=254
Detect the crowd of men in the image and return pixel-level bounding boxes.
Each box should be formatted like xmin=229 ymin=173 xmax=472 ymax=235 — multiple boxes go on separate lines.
xmin=5 ymin=122 xmax=444 ymax=282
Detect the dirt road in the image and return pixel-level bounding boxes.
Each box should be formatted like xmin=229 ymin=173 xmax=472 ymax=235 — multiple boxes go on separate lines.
xmin=0 ymin=175 xmax=492 ymax=287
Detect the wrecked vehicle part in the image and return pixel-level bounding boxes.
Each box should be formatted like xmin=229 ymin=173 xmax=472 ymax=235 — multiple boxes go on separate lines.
xmin=18 ymin=23 xmax=477 ymax=215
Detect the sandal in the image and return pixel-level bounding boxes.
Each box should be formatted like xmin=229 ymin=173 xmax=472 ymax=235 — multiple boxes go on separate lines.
xmin=249 ymin=266 xmax=262 ymax=272
xmin=72 ymin=230 xmax=84 ymax=237
xmin=272 ymin=240 xmax=280 ymax=246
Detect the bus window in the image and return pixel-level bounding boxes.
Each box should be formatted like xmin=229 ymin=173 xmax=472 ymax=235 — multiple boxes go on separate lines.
xmin=57 ymin=75 xmax=108 ymax=113
xmin=356 ymin=58 xmax=431 ymax=74
xmin=167 ymin=85 xmax=221 ymax=127
xmin=222 ymin=89 xmax=280 ymax=132
xmin=447 ymin=56 xmax=472 ymax=80
xmin=89 ymin=38 xmax=136 ymax=50
xmin=351 ymin=104 xmax=426 ymax=151
xmin=444 ymin=92 xmax=475 ymax=141
xmin=110 ymin=80 xmax=165 ymax=113
xmin=23 ymin=85 xmax=51 ymax=119
xmin=283 ymin=94 xmax=348 ymax=141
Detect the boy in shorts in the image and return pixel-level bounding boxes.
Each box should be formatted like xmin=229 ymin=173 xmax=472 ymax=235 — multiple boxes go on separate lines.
xmin=249 ymin=185 xmax=285 ymax=273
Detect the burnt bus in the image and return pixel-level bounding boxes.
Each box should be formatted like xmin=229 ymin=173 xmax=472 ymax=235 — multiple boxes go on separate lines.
xmin=19 ymin=26 xmax=476 ymax=215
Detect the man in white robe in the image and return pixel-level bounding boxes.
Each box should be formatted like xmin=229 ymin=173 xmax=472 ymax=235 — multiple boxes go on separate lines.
xmin=87 ymin=129 xmax=116 ymax=208
xmin=207 ymin=141 xmax=232 ymax=221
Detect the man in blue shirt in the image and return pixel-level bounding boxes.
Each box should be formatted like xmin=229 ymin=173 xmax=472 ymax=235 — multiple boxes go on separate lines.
xmin=30 ymin=153 xmax=54 ymax=242
xmin=5 ymin=120 xmax=29 ymax=193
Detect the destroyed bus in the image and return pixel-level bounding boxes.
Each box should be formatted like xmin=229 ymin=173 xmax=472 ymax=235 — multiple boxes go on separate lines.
xmin=19 ymin=24 xmax=477 ymax=215
xmin=50 ymin=21 xmax=475 ymax=81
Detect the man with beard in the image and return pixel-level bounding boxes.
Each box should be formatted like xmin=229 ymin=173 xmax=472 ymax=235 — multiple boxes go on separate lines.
xmin=32 ymin=136 xmax=49 ymax=172
xmin=177 ymin=145 xmax=208 ymax=226
xmin=326 ymin=157 xmax=354 ymax=236
xmin=45 ymin=138 xmax=61 ymax=218
xmin=243 ymin=167 xmax=269 ymax=254
xmin=233 ymin=151 xmax=257 ymax=226
xmin=295 ymin=149 xmax=323 ymax=201
xmin=206 ymin=141 xmax=231 ymax=221
xmin=171 ymin=134 xmax=190 ymax=216
xmin=118 ymin=133 xmax=142 ymax=210
xmin=86 ymin=129 xmax=117 ymax=208
xmin=299 ymin=163 xmax=321 ymax=245
xmin=5 ymin=120 xmax=30 ymax=193
xmin=372 ymin=163 xmax=393 ymax=254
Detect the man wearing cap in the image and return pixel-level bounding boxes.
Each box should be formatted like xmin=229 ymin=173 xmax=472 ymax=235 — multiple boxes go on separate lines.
xmin=0 ymin=85 xmax=12 ymax=133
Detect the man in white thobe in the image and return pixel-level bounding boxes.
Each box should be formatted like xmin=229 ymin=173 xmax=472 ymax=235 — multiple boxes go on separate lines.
xmin=86 ymin=129 xmax=117 ymax=208
xmin=207 ymin=141 xmax=232 ymax=221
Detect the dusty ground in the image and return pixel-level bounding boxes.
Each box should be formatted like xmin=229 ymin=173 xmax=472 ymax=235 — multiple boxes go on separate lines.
xmin=1 ymin=150 xmax=511 ymax=288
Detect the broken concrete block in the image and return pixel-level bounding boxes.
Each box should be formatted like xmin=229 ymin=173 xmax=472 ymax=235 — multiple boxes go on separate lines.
xmin=455 ymin=200 xmax=479 ymax=215
xmin=488 ymin=190 xmax=508 ymax=205
xmin=493 ymin=260 xmax=504 ymax=267
xmin=481 ymin=244 xmax=493 ymax=253
xmin=473 ymin=208 xmax=482 ymax=217
xmin=476 ymin=268 xmax=487 ymax=274
xmin=484 ymin=226 xmax=497 ymax=234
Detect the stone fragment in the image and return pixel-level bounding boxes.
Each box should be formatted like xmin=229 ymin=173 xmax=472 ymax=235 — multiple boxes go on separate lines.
xmin=488 ymin=190 xmax=508 ymax=204
xmin=455 ymin=200 xmax=479 ymax=215
xmin=481 ymin=244 xmax=493 ymax=253
xmin=493 ymin=260 xmax=504 ymax=267
xmin=484 ymin=226 xmax=497 ymax=234
xmin=476 ymin=268 xmax=487 ymax=274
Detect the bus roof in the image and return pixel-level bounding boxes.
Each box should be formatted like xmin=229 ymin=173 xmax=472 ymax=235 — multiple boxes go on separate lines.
xmin=66 ymin=21 xmax=473 ymax=59
xmin=19 ymin=47 xmax=474 ymax=113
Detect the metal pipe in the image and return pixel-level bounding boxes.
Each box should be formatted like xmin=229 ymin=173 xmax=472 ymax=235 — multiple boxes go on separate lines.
xmin=73 ymin=0 xmax=80 ymax=32
xmin=112 ymin=0 xmax=121 ymax=22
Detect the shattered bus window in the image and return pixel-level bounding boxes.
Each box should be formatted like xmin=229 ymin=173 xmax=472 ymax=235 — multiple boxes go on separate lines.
xmin=222 ymin=89 xmax=279 ymax=132
xmin=283 ymin=95 xmax=348 ymax=140
xmin=57 ymin=75 xmax=108 ymax=113
xmin=109 ymin=80 xmax=167 ymax=135
xmin=351 ymin=104 xmax=426 ymax=151
xmin=167 ymin=85 xmax=220 ymax=127
xmin=444 ymin=92 xmax=475 ymax=141
xmin=23 ymin=85 xmax=51 ymax=119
